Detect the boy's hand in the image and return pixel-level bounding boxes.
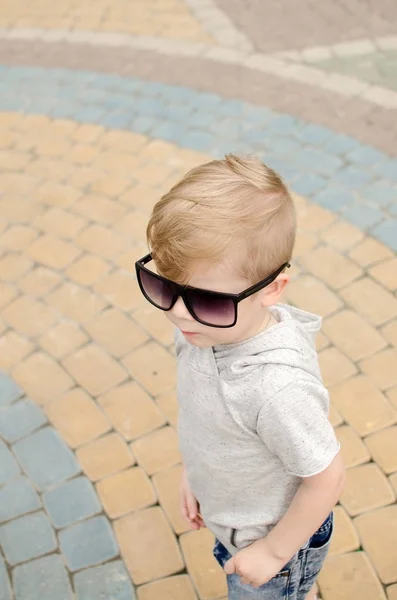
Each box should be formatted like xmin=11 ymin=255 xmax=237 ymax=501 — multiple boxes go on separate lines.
xmin=224 ymin=539 xmax=288 ymax=588
xmin=180 ymin=468 xmax=206 ymax=530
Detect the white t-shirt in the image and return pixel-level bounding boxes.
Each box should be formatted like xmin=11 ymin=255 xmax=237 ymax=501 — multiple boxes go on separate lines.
xmin=176 ymin=304 xmax=340 ymax=555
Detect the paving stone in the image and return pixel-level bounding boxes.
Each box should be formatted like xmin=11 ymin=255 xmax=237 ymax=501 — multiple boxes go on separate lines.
xmin=340 ymin=277 xmax=397 ymax=326
xmin=329 ymin=403 xmax=343 ymax=428
xmin=0 ymin=372 xmax=23 ymax=406
xmin=180 ymin=528 xmax=228 ymax=600
xmin=46 ymin=282 xmax=106 ymax=323
xmin=0 ymin=555 xmax=12 ymax=600
xmin=27 ymin=234 xmax=81 ymax=270
xmin=365 ymin=427 xmax=397 ymax=474
xmin=45 ymin=388 xmax=110 ymax=448
xmin=155 ymin=390 xmax=178 ymax=428
xmin=35 ymin=207 xmax=86 ymax=240
xmin=360 ymin=349 xmax=397 ymax=391
xmin=0 ymin=399 xmax=46 ymax=443
xmin=19 ymin=266 xmax=61 ymax=298
xmin=355 ymin=505 xmax=397 ymax=584
xmin=0 ymin=331 xmax=34 ymax=371
xmin=329 ymin=505 xmax=360 ymax=555
xmin=0 ymin=476 xmax=41 ymax=523
xmin=0 ymin=282 xmax=17 ymax=311
xmin=340 ymin=463 xmax=395 ymax=517
xmin=153 ymin=464 xmax=190 ymax=535
xmin=65 ymin=254 xmax=111 ymax=287
xmin=132 ymin=305 xmax=175 ymax=346
xmin=76 ymin=433 xmax=135 ymax=481
xmin=63 ymin=343 xmax=127 ymax=397
xmin=13 ymin=426 xmax=80 ymax=490
xmin=369 ymin=257 xmax=397 ymax=291
xmin=114 ymin=506 xmax=184 ymax=585
xmin=96 ymin=467 xmax=156 ymax=518
xmin=59 ymin=515 xmax=119 ymax=572
xmin=348 ymin=237 xmax=393 ymax=267
xmin=372 ymin=220 xmax=397 ymax=252
xmin=98 ymin=382 xmax=166 ymax=441
xmin=131 ymin=426 xmax=181 ymax=476
xmin=0 ymin=225 xmax=38 ymax=251
xmin=318 ymin=346 xmax=357 ymax=387
xmin=74 ymin=560 xmax=136 ymax=600
xmin=285 ymin=275 xmax=342 ymax=317
xmin=13 ymin=554 xmax=73 ymax=600
xmin=388 ymin=387 xmax=397 ymax=410
xmin=318 ymin=552 xmax=387 ymax=600
xmin=76 ymin=224 xmax=128 ymax=260
xmin=93 ymin=270 xmax=144 ymax=312
xmin=299 ymin=246 xmax=362 ymax=289
xmin=2 ymin=296 xmax=58 ymax=337
xmin=335 ymin=425 xmax=370 ymax=468
xmin=39 ymin=321 xmax=88 ymax=359
xmin=388 ymin=584 xmax=397 ymax=600
xmin=86 ymin=308 xmax=149 ymax=358
xmin=0 ymin=439 xmax=20 ymax=485
xmin=12 ymin=352 xmax=73 ymax=405
xmin=137 ymin=575 xmax=197 ymax=600
xmin=323 ymin=310 xmax=387 ymax=361
xmin=72 ymin=193 xmax=126 ymax=224
xmin=330 ymin=375 xmax=397 ymax=435
xmin=43 ymin=475 xmax=101 ymax=528
xmin=0 ymin=253 xmax=33 ymax=282
xmin=123 ymin=342 xmax=176 ymax=396
xmin=0 ymin=511 xmax=57 ymax=565
xmin=320 ymin=220 xmax=364 ymax=251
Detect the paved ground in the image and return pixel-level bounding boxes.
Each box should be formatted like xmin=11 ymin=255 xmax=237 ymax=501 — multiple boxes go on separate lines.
xmin=0 ymin=1 xmax=396 ymax=599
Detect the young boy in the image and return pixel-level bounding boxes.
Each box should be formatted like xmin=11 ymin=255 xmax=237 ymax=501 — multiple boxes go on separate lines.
xmin=135 ymin=155 xmax=345 ymax=600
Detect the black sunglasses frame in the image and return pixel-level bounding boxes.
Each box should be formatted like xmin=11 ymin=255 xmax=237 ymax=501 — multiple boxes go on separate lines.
xmin=135 ymin=253 xmax=290 ymax=328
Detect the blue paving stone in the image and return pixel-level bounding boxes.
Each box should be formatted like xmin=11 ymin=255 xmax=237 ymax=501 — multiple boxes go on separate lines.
xmin=178 ymin=129 xmax=217 ymax=152
xmin=294 ymin=148 xmax=343 ymax=176
xmin=343 ymin=203 xmax=385 ymax=230
xmin=293 ymin=123 xmax=333 ymax=147
xmin=189 ymin=111 xmax=219 ymax=128
xmin=373 ymin=159 xmax=397 ymax=183
xmin=0 ymin=373 xmax=23 ymax=406
xmin=131 ymin=115 xmax=162 ymax=134
xmin=209 ymin=118 xmax=249 ymax=139
xmin=59 ymin=516 xmax=119 ymax=572
xmin=259 ymin=156 xmax=300 ymax=182
xmin=292 ymin=173 xmax=327 ymax=196
xmin=164 ymin=104 xmax=194 ymax=122
xmin=101 ymin=111 xmax=135 ymax=129
xmin=159 ymin=85 xmax=196 ymax=104
xmin=0 ymin=476 xmax=41 ymax=523
xmin=0 ymin=440 xmax=20 ymax=485
xmin=346 ymin=144 xmax=386 ymax=166
xmin=261 ymin=136 xmax=302 ymax=156
xmin=315 ymin=186 xmax=355 ymax=211
xmin=151 ymin=121 xmax=186 ymax=143
xmin=13 ymin=554 xmax=73 ymax=600
xmin=91 ymin=73 xmax=125 ymax=90
xmin=0 ymin=399 xmax=47 ymax=443
xmin=323 ymin=133 xmax=360 ymax=156
xmin=0 ymin=511 xmax=57 ymax=565
xmin=189 ymin=91 xmax=222 ymax=109
xmin=13 ymin=427 xmax=80 ymax=491
xmin=265 ymin=114 xmax=299 ymax=135
xmin=48 ymin=101 xmax=82 ymax=120
xmin=74 ymin=561 xmax=136 ymax=600
xmin=0 ymin=555 xmax=12 ymax=600
xmin=371 ymin=220 xmax=397 ymax=251
xmin=389 ymin=202 xmax=397 ymax=217
xmin=241 ymin=103 xmax=274 ymax=124
xmin=333 ymin=165 xmax=374 ymax=188
xmin=360 ymin=182 xmax=397 ymax=208
xmin=73 ymin=106 xmax=106 ymax=124
xmin=44 ymin=476 xmax=101 ymax=528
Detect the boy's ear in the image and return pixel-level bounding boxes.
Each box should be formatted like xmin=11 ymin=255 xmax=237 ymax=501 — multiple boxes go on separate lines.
xmin=261 ymin=274 xmax=289 ymax=306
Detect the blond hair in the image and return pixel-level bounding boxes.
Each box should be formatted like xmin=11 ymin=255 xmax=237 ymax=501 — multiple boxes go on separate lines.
xmin=147 ymin=154 xmax=296 ymax=284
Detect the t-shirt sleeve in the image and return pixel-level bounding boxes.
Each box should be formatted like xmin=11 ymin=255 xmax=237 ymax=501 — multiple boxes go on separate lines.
xmin=256 ymin=378 xmax=340 ymax=478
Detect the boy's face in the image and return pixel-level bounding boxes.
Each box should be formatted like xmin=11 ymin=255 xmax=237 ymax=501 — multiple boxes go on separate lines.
xmin=162 ymin=257 xmax=288 ymax=348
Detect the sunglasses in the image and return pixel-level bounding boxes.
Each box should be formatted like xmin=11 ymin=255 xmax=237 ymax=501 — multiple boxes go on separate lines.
xmin=135 ymin=254 xmax=290 ymax=328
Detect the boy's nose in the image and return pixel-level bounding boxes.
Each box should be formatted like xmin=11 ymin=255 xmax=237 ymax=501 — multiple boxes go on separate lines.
xmin=171 ymin=297 xmax=194 ymax=321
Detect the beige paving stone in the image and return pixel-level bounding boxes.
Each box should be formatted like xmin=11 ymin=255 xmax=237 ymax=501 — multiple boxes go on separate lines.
xmin=98 ymin=381 xmax=165 ymax=441
xmin=349 ymin=237 xmax=394 ymax=267
xmin=323 ymin=310 xmax=387 ymax=361
xmin=18 ymin=266 xmax=61 ymax=298
xmin=0 ymin=196 xmax=37 ymax=224
xmin=388 ymin=387 xmax=397 ymax=410
xmin=114 ymin=506 xmax=184 ymax=585
xmin=0 ymin=282 xmax=17 ymax=310
xmin=12 ymin=351 xmax=73 ymax=405
xmin=68 ymin=167 xmax=102 ymax=190
xmin=115 ymin=247 xmax=147 ymax=274
xmin=0 ymin=225 xmax=38 ymax=251
xmin=330 ymin=375 xmax=397 ymax=436
xmin=34 ymin=207 xmax=86 ymax=240
xmin=112 ymin=210 xmax=148 ymax=243
xmin=2 ymin=173 xmax=40 ymax=196
xmin=316 ymin=331 xmax=330 ymax=351
xmin=27 ymin=235 xmax=81 ymax=270
xmin=137 ymin=575 xmax=197 ymax=600
xmin=85 ymin=308 xmax=149 ymax=358
xmin=35 ymin=182 xmax=82 ymax=209
xmin=335 ymin=425 xmax=370 ymax=468
xmin=340 ymin=463 xmax=395 ymax=517
xmin=390 ymin=473 xmax=397 ymax=495
xmin=76 ymin=433 xmax=135 ymax=481
xmin=181 ymin=528 xmax=228 ymax=600
xmin=329 ymin=403 xmax=343 ymax=427
xmin=329 ymin=505 xmax=360 ymax=555
xmin=94 ymin=150 xmax=143 ymax=173
xmin=132 ymin=305 xmax=175 ymax=346
xmin=63 ymin=343 xmax=127 ymax=397
xmin=365 ymin=427 xmax=397 ymax=474
xmin=320 ymin=220 xmax=364 ymax=251
xmin=45 ymin=388 xmax=110 ymax=448
xmin=388 ymin=584 xmax=397 ymax=600
xmin=360 ymin=349 xmax=397 ymax=391
xmin=318 ymin=346 xmax=357 ymax=387
xmin=2 ymin=295 xmax=58 ymax=337
xmin=299 ymin=246 xmax=362 ymax=289
xmin=120 ymin=183 xmax=160 ymax=212
xmin=298 ymin=205 xmax=337 ymax=232
xmin=72 ymin=193 xmax=126 ymax=224
xmin=68 ymin=143 xmax=100 ymax=165
xmin=369 ymin=258 xmax=397 ymax=291
xmin=39 ymin=321 xmax=88 ymax=359
xmin=72 ymin=123 xmax=103 ymax=144
xmin=382 ymin=320 xmax=397 ymax=348
xmin=76 ymin=224 xmax=128 ymax=260
xmin=285 ymin=275 xmax=342 ymax=317
xmin=153 ymin=464 xmax=190 ymax=535
xmin=65 ymin=254 xmax=110 ymax=286
xmin=46 ymin=282 xmax=106 ymax=323
xmin=340 ymin=277 xmax=397 ymax=326
xmin=133 ymin=163 xmax=175 ymax=187
xmin=93 ymin=270 xmax=144 ymax=312
xmin=0 ymin=331 xmax=34 ymax=371
xmin=123 ymin=342 xmax=176 ymax=396
xmin=156 ymin=390 xmax=179 ymax=428
xmin=355 ymin=505 xmax=397 ymax=584
xmin=0 ymin=253 xmax=32 ymax=282
xmin=131 ymin=426 xmax=181 ymax=476
xmin=96 ymin=467 xmax=157 ymax=518
xmin=90 ymin=174 xmax=131 ymax=198
xmin=318 ymin=552 xmax=387 ymax=600
xmin=100 ymin=130 xmax=148 ymax=153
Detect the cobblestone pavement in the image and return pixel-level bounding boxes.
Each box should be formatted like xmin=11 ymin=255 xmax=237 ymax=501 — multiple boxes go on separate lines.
xmin=0 ymin=1 xmax=396 ymax=599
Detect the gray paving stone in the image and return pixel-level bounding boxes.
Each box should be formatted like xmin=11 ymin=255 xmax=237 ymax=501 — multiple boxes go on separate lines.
xmin=0 ymin=440 xmax=20 ymax=486
xmin=12 ymin=427 xmax=80 ymax=491
xmin=13 ymin=555 xmax=73 ymax=600
xmin=0 ymin=373 xmax=23 ymax=407
xmin=0 ymin=399 xmax=47 ymax=443
xmin=74 ymin=561 xmax=136 ymax=600
xmin=43 ymin=477 xmax=101 ymax=528
xmin=0 ymin=555 xmax=12 ymax=600
xmin=0 ymin=476 xmax=41 ymax=523
xmin=59 ymin=516 xmax=119 ymax=572
xmin=0 ymin=512 xmax=57 ymax=565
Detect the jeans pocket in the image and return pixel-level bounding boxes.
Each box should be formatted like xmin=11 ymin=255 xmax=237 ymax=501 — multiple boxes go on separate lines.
xmin=302 ymin=513 xmax=333 ymax=582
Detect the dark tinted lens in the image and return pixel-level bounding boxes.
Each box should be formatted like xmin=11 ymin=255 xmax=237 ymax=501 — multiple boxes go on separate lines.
xmin=187 ymin=289 xmax=236 ymax=326
xmin=139 ymin=269 xmax=174 ymax=310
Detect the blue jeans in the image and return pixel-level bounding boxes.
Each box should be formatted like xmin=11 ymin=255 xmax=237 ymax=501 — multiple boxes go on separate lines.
xmin=213 ymin=513 xmax=333 ymax=600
